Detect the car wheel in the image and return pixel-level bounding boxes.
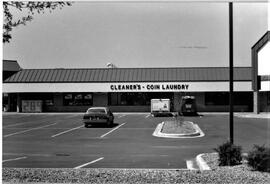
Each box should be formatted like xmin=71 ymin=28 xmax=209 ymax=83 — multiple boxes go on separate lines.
xmin=84 ymin=124 xmax=89 ymax=128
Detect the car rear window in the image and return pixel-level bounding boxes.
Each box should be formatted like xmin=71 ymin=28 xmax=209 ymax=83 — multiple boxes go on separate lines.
xmin=87 ymin=109 xmax=106 ymax=114
xmin=184 ymin=99 xmax=194 ymax=104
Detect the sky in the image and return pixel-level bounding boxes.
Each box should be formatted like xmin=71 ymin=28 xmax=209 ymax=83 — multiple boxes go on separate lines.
xmin=2 ymin=1 xmax=269 ymax=69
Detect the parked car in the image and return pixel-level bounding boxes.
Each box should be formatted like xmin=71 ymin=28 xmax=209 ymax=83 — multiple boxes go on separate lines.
xmin=180 ymin=96 xmax=198 ymax=116
xmin=83 ymin=107 xmax=114 ymax=127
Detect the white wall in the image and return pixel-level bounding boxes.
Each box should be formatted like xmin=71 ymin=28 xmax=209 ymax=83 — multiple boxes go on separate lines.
xmin=258 ymin=41 xmax=270 ymax=75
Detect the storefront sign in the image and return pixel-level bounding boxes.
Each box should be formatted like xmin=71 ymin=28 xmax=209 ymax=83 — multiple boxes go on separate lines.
xmin=3 ymin=81 xmax=252 ymax=92
xmin=110 ymin=83 xmax=189 ymax=91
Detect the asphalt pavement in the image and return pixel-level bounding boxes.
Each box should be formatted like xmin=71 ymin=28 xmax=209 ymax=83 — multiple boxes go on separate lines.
xmin=2 ymin=112 xmax=269 ymax=169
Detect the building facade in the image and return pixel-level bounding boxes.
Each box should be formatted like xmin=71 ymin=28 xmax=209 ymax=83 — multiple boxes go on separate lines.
xmin=2 ymin=67 xmax=259 ymax=113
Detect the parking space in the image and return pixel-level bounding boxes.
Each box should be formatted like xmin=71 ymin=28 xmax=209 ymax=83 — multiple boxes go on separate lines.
xmin=2 ymin=113 xmax=269 ymax=169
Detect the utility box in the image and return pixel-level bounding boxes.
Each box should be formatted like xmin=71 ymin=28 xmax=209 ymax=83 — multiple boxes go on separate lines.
xmin=151 ymin=99 xmax=170 ymax=117
xmin=22 ymin=100 xmax=42 ymax=113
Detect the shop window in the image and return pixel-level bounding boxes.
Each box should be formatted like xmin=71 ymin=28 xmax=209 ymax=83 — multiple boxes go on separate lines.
xmin=74 ymin=94 xmax=83 ymax=106
xmin=63 ymin=93 xmax=93 ymax=106
xmin=19 ymin=93 xmax=54 ymax=107
xmin=205 ymin=92 xmax=252 ymax=106
xmin=234 ymin=92 xmax=252 ymax=105
xmin=205 ymin=92 xmax=229 ymax=106
xmin=45 ymin=100 xmax=54 ymax=106
xmin=83 ymin=94 xmax=93 ymax=106
xmin=120 ymin=93 xmax=128 ymax=105
xmin=108 ymin=92 xmax=172 ymax=106
xmin=64 ymin=94 xmax=73 ymax=106
xmin=109 ymin=93 xmax=118 ymax=105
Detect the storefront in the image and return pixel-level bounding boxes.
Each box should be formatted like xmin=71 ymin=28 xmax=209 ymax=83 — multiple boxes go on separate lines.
xmin=3 ymin=67 xmax=257 ymax=112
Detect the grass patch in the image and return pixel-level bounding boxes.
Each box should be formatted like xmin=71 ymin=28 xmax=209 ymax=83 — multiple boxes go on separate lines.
xmin=161 ymin=121 xmax=196 ymax=134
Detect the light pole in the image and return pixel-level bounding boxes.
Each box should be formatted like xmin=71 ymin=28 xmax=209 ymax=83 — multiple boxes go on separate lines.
xmin=229 ymin=1 xmax=234 ymax=144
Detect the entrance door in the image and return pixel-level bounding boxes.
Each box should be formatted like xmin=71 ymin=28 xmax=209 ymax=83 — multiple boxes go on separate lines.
xmin=8 ymin=93 xmax=17 ymax=112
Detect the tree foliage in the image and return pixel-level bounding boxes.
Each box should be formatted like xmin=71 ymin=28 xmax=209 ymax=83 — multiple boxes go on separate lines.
xmin=3 ymin=1 xmax=72 ymax=43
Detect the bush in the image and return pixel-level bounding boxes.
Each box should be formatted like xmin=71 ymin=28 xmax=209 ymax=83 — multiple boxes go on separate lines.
xmin=214 ymin=141 xmax=242 ymax=166
xmin=247 ymin=144 xmax=270 ymax=172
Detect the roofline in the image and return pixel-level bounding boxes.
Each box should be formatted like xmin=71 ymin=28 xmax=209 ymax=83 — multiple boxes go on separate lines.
xmin=3 ymin=60 xmax=22 ymax=71
xmin=3 ymin=60 xmax=18 ymax=62
xmin=3 ymin=79 xmax=252 ymax=83
xmin=251 ymin=31 xmax=270 ymax=49
xmin=15 ymin=66 xmax=252 ymax=71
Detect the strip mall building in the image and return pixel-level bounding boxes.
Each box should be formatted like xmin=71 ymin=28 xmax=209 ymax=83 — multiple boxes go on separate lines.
xmin=2 ymin=31 xmax=270 ymax=113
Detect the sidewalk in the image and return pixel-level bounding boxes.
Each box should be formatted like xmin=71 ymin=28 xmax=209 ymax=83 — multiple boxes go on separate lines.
xmin=234 ymin=112 xmax=270 ymax=119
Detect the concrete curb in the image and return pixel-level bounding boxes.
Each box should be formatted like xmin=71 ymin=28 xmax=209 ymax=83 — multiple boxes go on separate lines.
xmin=196 ymin=153 xmax=211 ymax=171
xmin=152 ymin=121 xmax=205 ymax=138
xmin=234 ymin=113 xmax=270 ymax=119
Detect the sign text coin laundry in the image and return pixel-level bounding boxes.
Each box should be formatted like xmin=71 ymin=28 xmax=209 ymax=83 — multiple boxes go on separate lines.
xmin=110 ymin=83 xmax=189 ymax=91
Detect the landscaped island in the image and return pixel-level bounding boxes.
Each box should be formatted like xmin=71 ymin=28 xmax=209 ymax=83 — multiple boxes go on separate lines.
xmin=161 ymin=121 xmax=197 ymax=134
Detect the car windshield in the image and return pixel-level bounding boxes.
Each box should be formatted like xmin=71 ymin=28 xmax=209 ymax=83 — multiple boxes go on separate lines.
xmin=87 ymin=109 xmax=106 ymax=114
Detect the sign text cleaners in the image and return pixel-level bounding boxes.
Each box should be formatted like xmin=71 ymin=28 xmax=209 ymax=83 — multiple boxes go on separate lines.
xmin=110 ymin=83 xmax=189 ymax=91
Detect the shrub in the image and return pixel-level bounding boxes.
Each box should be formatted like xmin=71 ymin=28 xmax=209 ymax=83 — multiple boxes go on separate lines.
xmin=247 ymin=144 xmax=270 ymax=172
xmin=214 ymin=141 xmax=242 ymax=166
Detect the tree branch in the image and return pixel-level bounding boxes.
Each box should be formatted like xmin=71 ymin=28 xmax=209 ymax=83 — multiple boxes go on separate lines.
xmin=3 ymin=1 xmax=72 ymax=43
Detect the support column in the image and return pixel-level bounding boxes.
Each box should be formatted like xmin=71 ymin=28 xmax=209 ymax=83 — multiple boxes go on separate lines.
xmin=173 ymin=92 xmax=181 ymax=112
xmin=253 ymin=91 xmax=260 ymax=114
xmin=16 ymin=93 xmax=21 ymax=113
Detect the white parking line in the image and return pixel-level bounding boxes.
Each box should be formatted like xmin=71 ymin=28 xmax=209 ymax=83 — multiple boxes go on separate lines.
xmin=4 ymin=122 xmax=30 ymax=128
xmin=74 ymin=157 xmax=104 ymax=169
xmin=3 ymin=123 xmax=58 ymax=138
xmin=145 ymin=114 xmax=150 ymax=118
xmin=51 ymin=125 xmax=84 ymax=138
xmin=3 ymin=117 xmax=72 ymax=128
xmin=3 ymin=119 xmax=50 ymax=128
xmin=100 ymin=123 xmax=126 ymax=138
xmin=118 ymin=115 xmax=126 ymax=118
xmin=3 ymin=156 xmax=27 ymax=163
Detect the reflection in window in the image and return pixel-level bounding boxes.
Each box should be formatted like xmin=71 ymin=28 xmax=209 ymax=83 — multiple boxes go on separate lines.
xmin=45 ymin=100 xmax=54 ymax=106
xmin=109 ymin=93 xmax=148 ymax=106
xmin=84 ymin=94 xmax=93 ymax=106
xmin=205 ymin=92 xmax=252 ymax=106
xmin=108 ymin=92 xmax=172 ymax=106
xmin=63 ymin=93 xmax=93 ymax=106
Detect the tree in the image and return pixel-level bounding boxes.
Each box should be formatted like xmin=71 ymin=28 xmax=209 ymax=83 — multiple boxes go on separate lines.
xmin=3 ymin=1 xmax=72 ymax=43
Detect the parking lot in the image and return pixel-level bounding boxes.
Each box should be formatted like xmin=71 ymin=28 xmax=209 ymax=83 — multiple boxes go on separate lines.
xmin=2 ymin=113 xmax=269 ymax=169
